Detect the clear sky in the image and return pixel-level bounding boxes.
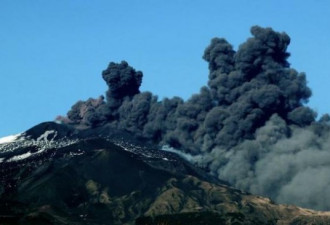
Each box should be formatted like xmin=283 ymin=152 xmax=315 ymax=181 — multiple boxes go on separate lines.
xmin=1 ymin=0 xmax=330 ymax=137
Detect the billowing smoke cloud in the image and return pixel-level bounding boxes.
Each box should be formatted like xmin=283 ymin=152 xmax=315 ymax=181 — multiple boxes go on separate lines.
xmin=193 ymin=115 xmax=330 ymax=210
xmin=60 ymin=26 xmax=330 ymax=210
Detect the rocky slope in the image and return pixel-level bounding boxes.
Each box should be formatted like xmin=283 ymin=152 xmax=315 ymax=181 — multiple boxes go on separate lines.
xmin=0 ymin=122 xmax=330 ymax=225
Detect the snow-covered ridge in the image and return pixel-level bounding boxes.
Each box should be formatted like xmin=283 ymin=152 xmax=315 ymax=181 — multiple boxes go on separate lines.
xmin=0 ymin=133 xmax=21 ymax=144
xmin=0 ymin=130 xmax=78 ymax=163
xmin=0 ymin=129 xmax=181 ymax=164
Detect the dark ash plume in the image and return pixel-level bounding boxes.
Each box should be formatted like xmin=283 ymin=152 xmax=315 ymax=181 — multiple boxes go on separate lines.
xmin=66 ymin=96 xmax=106 ymax=127
xmin=59 ymin=26 xmax=330 ymax=210
xmin=102 ymin=61 xmax=143 ymax=100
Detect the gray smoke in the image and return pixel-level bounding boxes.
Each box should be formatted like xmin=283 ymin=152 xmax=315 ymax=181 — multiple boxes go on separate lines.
xmin=60 ymin=26 xmax=330 ymax=210
xmin=189 ymin=115 xmax=330 ymax=210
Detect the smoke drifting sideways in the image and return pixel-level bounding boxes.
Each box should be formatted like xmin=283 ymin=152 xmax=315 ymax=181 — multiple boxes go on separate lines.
xmin=59 ymin=26 xmax=330 ymax=210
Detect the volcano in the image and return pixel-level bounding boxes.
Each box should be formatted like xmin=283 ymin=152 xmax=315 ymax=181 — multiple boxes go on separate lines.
xmin=2 ymin=26 xmax=330 ymax=224
xmin=0 ymin=122 xmax=330 ymax=225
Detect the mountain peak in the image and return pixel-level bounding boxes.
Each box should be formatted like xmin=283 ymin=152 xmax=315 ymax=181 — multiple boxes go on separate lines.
xmin=1 ymin=126 xmax=330 ymax=224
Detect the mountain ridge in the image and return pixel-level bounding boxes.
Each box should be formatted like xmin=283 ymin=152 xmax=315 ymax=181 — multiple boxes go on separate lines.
xmin=1 ymin=122 xmax=330 ymax=224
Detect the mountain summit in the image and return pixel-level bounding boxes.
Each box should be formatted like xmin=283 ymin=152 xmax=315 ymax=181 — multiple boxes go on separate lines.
xmin=1 ymin=122 xmax=330 ymax=225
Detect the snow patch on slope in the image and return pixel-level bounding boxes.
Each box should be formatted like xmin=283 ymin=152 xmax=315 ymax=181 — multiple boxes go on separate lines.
xmin=0 ymin=134 xmax=21 ymax=144
xmin=7 ymin=152 xmax=32 ymax=162
xmin=36 ymin=130 xmax=57 ymax=143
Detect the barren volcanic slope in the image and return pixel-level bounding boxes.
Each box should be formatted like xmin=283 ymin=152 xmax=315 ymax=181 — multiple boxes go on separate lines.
xmin=0 ymin=122 xmax=330 ymax=225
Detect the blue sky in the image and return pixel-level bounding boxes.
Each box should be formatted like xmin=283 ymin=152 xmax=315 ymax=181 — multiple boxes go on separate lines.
xmin=1 ymin=0 xmax=330 ymax=137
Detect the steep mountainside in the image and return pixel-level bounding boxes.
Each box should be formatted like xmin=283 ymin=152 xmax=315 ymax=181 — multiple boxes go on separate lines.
xmin=1 ymin=122 xmax=330 ymax=225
